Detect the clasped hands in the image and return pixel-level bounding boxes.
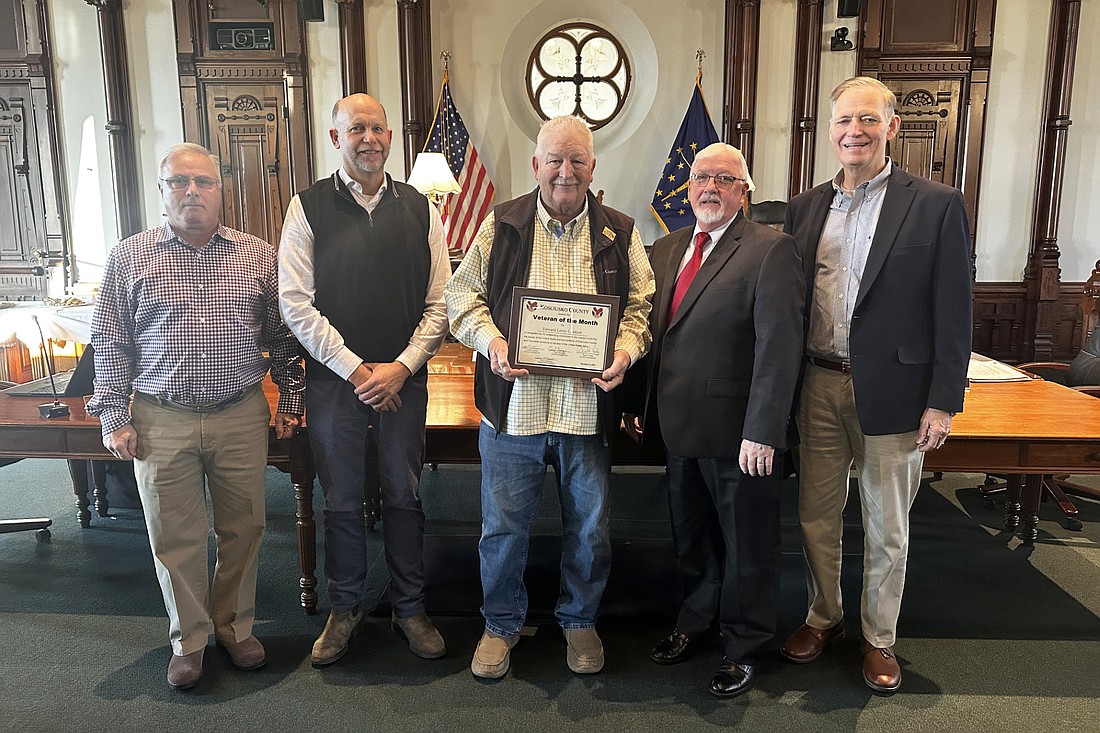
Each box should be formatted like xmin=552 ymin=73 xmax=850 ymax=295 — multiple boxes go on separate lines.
xmin=350 ymin=360 xmax=410 ymax=412
xmin=487 ymin=337 xmax=630 ymax=393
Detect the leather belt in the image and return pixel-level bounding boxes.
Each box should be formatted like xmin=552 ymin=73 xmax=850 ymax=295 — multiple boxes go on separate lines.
xmin=137 ymin=384 xmax=255 ymax=413
xmin=808 ymin=356 xmax=852 ymax=374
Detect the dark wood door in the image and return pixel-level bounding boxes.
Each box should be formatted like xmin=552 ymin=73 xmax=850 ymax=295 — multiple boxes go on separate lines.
xmin=205 ymin=84 xmax=290 ymax=246
xmin=886 ymin=78 xmax=963 ymax=187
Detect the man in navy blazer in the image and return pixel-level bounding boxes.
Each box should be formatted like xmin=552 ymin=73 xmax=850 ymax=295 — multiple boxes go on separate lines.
xmin=780 ymin=77 xmax=972 ymax=693
xmin=629 ymin=143 xmax=804 ymax=697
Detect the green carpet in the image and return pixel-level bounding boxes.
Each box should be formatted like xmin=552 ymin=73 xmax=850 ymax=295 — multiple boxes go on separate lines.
xmin=1 ymin=459 xmax=1098 ymax=732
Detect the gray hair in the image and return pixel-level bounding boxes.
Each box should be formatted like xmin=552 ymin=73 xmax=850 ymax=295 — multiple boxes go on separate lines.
xmin=159 ymin=143 xmax=220 ymax=176
xmin=692 ymin=142 xmax=756 ymax=193
xmin=535 ymin=116 xmax=594 ymax=158
xmin=829 ymin=76 xmax=897 ymax=118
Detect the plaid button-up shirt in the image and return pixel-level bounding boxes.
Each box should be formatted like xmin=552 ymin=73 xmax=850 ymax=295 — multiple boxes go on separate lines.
xmin=87 ymin=222 xmax=305 ymax=435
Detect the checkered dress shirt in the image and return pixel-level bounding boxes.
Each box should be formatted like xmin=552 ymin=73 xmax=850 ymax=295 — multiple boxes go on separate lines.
xmin=87 ymin=222 xmax=305 ymax=435
xmin=446 ymin=195 xmax=654 ymax=436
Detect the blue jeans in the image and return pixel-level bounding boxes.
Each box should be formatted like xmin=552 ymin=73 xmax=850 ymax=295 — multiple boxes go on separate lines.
xmin=478 ymin=423 xmax=612 ymax=637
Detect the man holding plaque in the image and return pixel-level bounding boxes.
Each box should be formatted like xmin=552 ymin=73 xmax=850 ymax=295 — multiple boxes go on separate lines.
xmin=445 ymin=115 xmax=654 ymax=680
xmin=628 ymin=143 xmax=804 ymax=697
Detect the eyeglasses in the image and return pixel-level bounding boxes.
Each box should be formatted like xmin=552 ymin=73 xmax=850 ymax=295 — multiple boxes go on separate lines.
xmin=687 ymin=173 xmax=745 ymax=190
xmin=160 ymin=175 xmax=221 ymax=191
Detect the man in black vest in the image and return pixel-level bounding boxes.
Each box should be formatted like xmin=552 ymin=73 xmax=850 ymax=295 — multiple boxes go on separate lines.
xmin=279 ymin=94 xmax=450 ymax=666
xmin=445 ymin=116 xmax=655 ymax=680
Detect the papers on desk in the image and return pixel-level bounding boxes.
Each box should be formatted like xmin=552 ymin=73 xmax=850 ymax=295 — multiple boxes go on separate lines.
xmin=967 ymin=353 xmax=1032 ymax=382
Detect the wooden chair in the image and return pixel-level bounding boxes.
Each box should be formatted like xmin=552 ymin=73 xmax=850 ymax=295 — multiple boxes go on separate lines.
xmin=981 ymin=260 xmax=1100 ymax=528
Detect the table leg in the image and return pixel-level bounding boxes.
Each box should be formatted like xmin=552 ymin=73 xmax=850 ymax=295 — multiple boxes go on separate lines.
xmin=91 ymin=460 xmax=109 ymax=517
xmin=66 ymin=459 xmax=92 ymax=528
xmin=1003 ymin=475 xmax=1022 ymax=533
xmin=289 ymin=432 xmax=318 ymax=614
xmin=1019 ymin=473 xmax=1042 ymax=543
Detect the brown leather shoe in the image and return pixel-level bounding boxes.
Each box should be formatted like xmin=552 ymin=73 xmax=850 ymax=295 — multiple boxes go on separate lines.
xmin=391 ymin=611 xmax=446 ymax=659
xmin=780 ymin=622 xmax=845 ymax=663
xmin=311 ymin=606 xmax=364 ymax=667
xmin=861 ymin=639 xmax=901 ymax=693
xmin=167 ymin=647 xmax=205 ymax=690
xmin=216 ymin=634 xmax=267 ymax=670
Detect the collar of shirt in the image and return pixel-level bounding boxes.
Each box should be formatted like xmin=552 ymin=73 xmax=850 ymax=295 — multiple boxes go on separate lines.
xmin=338 ymin=168 xmax=388 ymax=213
xmin=830 ymin=158 xmax=892 ymax=209
xmin=535 ymin=191 xmax=589 ymax=239
xmin=159 ymin=221 xmax=237 ymax=251
xmin=679 ymin=211 xmax=739 ymax=272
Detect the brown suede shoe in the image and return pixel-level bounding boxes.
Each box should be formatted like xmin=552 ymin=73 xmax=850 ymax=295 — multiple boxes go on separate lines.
xmin=564 ymin=628 xmax=604 ymax=674
xmin=216 ymin=634 xmax=267 ymax=670
xmin=471 ymin=629 xmax=519 ymax=679
xmin=311 ymin=606 xmax=364 ymax=667
xmin=167 ymin=647 xmax=205 ymax=690
xmin=861 ymin=639 xmax=902 ymax=693
xmin=780 ymin=622 xmax=846 ymax=663
xmin=391 ymin=611 xmax=446 ymax=659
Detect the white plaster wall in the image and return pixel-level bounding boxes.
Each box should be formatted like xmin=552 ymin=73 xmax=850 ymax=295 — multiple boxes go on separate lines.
xmin=974 ymin=0 xmax=1051 ymax=281
xmin=814 ymin=1 xmax=859 ymax=187
xmin=754 ymin=0 xmax=797 ymax=204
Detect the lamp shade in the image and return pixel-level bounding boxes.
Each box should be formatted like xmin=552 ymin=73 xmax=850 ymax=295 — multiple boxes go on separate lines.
xmin=407 ymin=152 xmax=461 ymax=201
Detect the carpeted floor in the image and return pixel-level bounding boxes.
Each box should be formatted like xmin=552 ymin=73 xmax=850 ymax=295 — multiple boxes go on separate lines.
xmin=1 ymin=459 xmax=1098 ymax=732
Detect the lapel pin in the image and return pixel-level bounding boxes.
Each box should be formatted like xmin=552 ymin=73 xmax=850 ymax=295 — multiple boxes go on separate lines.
xmin=602 ymin=226 xmax=615 ymax=240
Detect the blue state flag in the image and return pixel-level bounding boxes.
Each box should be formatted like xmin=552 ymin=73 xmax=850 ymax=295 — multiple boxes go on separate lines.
xmin=649 ymin=74 xmax=720 ymax=234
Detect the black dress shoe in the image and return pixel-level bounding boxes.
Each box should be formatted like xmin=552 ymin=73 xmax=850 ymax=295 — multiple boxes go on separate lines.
xmin=650 ymin=630 xmax=704 ymax=665
xmin=709 ymin=658 xmax=756 ymax=698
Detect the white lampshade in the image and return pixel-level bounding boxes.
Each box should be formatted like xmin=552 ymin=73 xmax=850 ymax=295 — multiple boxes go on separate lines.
xmin=407 ymin=152 xmax=461 ymax=203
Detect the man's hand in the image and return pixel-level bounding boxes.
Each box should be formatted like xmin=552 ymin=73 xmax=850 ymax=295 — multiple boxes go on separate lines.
xmin=274 ymin=412 xmax=301 ymax=439
xmin=104 ymin=424 xmax=138 ymax=461
xmin=488 ymin=337 xmax=529 ymax=382
xmin=623 ymin=413 xmax=643 ymax=443
xmin=917 ymin=407 xmax=953 ymax=453
xmin=739 ymin=439 xmax=775 ymax=477
xmin=592 ymin=350 xmax=631 ymax=392
xmin=354 ymin=361 xmax=411 ymax=412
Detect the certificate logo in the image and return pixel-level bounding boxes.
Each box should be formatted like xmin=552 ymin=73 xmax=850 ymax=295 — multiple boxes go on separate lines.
xmin=526 ymin=301 xmax=539 ymax=311
xmin=592 ymin=307 xmax=604 ymax=318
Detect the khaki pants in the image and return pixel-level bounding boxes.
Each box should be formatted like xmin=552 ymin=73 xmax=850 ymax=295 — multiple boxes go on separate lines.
xmin=796 ymin=364 xmax=923 ymax=647
xmin=131 ymin=386 xmax=270 ymax=655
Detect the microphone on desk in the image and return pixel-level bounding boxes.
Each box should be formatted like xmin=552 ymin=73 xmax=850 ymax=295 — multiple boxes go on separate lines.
xmin=32 ymin=314 xmax=69 ymax=419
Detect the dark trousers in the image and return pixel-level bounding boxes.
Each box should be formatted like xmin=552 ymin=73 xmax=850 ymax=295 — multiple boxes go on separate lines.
xmin=666 ymin=452 xmax=782 ymax=664
xmin=305 ymin=373 xmax=428 ymax=615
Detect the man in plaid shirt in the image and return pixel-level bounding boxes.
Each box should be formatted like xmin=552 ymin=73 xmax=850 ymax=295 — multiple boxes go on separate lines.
xmin=86 ymin=143 xmax=304 ymax=690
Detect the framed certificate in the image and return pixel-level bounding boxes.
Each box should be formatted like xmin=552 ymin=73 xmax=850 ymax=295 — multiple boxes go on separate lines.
xmin=508 ymin=287 xmax=620 ymax=379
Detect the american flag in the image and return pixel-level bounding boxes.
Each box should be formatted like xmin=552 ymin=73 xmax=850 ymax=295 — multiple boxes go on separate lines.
xmin=424 ymin=73 xmax=495 ymax=254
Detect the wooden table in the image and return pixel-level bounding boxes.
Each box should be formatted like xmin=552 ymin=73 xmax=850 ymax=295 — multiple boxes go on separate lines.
xmin=4 ymin=362 xmax=1099 ymax=615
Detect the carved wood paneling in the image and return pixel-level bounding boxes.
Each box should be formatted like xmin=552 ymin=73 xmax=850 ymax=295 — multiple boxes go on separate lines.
xmin=172 ymin=0 xmax=313 ymax=241
xmin=337 ymin=0 xmax=367 ymax=96
xmin=396 ymin=0 xmax=433 ymax=172
xmin=0 ymin=0 xmax=68 ymax=295
xmin=973 ymin=281 xmax=1087 ymax=363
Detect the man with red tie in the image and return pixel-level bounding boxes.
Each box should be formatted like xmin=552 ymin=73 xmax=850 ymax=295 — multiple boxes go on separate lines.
xmin=627 ymin=143 xmax=804 ymax=697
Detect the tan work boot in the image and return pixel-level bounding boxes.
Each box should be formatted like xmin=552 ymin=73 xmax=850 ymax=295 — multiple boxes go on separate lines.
xmin=311 ymin=606 xmax=363 ymax=667
xmin=470 ymin=629 xmax=519 ymax=679
xmin=564 ymin=628 xmax=604 ymax=674
xmin=167 ymin=647 xmax=205 ymax=689
xmin=391 ymin=611 xmax=446 ymax=659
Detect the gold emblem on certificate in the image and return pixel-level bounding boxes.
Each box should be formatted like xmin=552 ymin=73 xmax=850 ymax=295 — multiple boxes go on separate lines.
xmin=508 ymin=287 xmax=621 ymax=379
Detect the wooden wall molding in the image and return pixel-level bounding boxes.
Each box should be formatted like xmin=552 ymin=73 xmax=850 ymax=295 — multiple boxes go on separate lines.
xmin=192 ymin=66 xmax=296 ymax=80
xmin=874 ymin=58 xmax=973 ymax=73
xmin=722 ymin=0 xmax=761 ymax=171
xmin=1023 ymin=0 xmax=1082 ymax=361
xmin=974 ymin=281 xmax=1087 ymax=362
xmin=0 ymin=68 xmax=32 ymax=79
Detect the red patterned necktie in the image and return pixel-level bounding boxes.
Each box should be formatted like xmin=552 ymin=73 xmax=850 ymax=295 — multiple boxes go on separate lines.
xmin=668 ymin=231 xmax=710 ymax=319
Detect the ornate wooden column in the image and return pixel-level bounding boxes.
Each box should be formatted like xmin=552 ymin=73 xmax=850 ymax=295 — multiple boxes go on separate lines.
xmin=788 ymin=0 xmax=823 ymax=199
xmin=336 ymin=0 xmax=367 ymax=96
xmin=86 ymin=0 xmax=142 ymax=239
xmin=1023 ymin=0 xmax=1081 ymax=361
xmin=722 ymin=0 xmax=761 ymax=172
xmin=396 ymin=0 xmax=434 ymax=172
